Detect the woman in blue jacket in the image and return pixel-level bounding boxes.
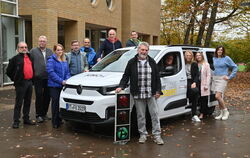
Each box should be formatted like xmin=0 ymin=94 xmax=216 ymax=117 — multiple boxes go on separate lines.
xmin=47 ymin=44 xmax=71 ymax=128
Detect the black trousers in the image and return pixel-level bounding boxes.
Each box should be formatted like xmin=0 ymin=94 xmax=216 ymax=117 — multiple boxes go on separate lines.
xmin=13 ymin=80 xmax=33 ymax=123
xmin=50 ymin=87 xmax=62 ymax=127
xmin=187 ymin=79 xmax=199 ymax=116
xmin=200 ymin=96 xmax=209 ymax=114
xmin=34 ymin=79 xmax=50 ymax=117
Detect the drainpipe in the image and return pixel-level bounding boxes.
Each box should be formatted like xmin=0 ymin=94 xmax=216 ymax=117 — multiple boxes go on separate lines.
xmin=0 ymin=14 xmax=3 ymax=87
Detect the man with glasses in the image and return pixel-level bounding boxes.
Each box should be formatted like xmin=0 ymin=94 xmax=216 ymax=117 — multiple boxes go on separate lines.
xmin=30 ymin=35 xmax=53 ymax=123
xmin=80 ymin=38 xmax=97 ymax=69
xmin=66 ymin=40 xmax=89 ymax=76
xmin=6 ymin=42 xmax=36 ymax=128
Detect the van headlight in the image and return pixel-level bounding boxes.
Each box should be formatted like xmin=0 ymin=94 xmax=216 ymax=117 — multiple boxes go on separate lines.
xmin=98 ymin=86 xmax=118 ymax=95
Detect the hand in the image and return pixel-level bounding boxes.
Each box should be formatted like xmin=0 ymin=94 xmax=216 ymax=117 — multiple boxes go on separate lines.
xmin=191 ymin=83 xmax=196 ymax=89
xmin=62 ymin=80 xmax=66 ymax=85
xmin=115 ymin=88 xmax=122 ymax=93
xmin=204 ymin=86 xmax=208 ymax=90
xmin=223 ymin=75 xmax=229 ymax=81
xmin=84 ymin=70 xmax=89 ymax=72
xmin=97 ymin=58 xmax=102 ymax=62
xmin=154 ymin=93 xmax=161 ymax=99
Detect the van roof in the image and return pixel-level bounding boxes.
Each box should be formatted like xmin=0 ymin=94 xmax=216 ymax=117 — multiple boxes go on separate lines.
xmin=118 ymin=45 xmax=214 ymax=51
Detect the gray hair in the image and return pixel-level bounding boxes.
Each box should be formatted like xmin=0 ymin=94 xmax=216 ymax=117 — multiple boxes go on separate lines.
xmin=137 ymin=42 xmax=149 ymax=50
xmin=16 ymin=41 xmax=28 ymax=53
xmin=38 ymin=35 xmax=47 ymax=41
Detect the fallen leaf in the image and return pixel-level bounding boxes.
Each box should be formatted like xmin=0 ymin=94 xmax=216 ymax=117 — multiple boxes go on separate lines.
xmin=38 ymin=147 xmax=43 ymax=150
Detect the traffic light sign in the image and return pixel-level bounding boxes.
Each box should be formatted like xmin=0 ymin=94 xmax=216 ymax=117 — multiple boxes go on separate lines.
xmin=116 ymin=126 xmax=130 ymax=141
xmin=114 ymin=93 xmax=131 ymax=143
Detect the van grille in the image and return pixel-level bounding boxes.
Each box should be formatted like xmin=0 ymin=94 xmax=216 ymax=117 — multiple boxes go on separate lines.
xmin=63 ymin=98 xmax=94 ymax=105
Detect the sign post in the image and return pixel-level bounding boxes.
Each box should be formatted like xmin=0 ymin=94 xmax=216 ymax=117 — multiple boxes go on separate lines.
xmin=114 ymin=92 xmax=131 ymax=144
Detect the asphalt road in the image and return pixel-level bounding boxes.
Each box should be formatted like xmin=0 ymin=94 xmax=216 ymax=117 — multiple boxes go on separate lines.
xmin=0 ymin=85 xmax=249 ymax=158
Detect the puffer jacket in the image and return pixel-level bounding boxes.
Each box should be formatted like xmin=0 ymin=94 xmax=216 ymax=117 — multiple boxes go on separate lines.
xmin=46 ymin=54 xmax=71 ymax=88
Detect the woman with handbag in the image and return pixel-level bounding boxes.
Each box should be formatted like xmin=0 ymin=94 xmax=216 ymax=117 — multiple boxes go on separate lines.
xmin=212 ymin=46 xmax=238 ymax=120
xmin=185 ymin=50 xmax=201 ymax=122
xmin=195 ymin=52 xmax=211 ymax=119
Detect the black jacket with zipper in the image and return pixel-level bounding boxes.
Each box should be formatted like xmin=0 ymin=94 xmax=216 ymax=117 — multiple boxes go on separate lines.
xmin=118 ymin=54 xmax=162 ymax=96
xmin=6 ymin=53 xmax=34 ymax=86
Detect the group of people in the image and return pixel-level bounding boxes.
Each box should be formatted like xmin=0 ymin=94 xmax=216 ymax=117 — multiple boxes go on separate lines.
xmin=6 ymin=29 xmax=141 ymax=129
xmin=116 ymin=43 xmax=237 ymax=145
xmin=6 ymin=29 xmax=237 ymax=146
xmin=184 ymin=47 xmax=238 ymax=122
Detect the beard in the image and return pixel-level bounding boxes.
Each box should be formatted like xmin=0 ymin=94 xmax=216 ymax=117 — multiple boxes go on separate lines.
xmin=139 ymin=53 xmax=147 ymax=60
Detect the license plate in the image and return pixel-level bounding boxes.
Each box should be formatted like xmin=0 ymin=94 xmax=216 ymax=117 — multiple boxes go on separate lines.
xmin=66 ymin=103 xmax=86 ymax=113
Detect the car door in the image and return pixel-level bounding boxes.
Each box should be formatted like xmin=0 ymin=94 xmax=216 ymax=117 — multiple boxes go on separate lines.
xmin=155 ymin=47 xmax=190 ymax=119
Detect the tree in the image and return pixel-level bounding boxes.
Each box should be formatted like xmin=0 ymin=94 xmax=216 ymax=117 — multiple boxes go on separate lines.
xmin=161 ymin=0 xmax=249 ymax=46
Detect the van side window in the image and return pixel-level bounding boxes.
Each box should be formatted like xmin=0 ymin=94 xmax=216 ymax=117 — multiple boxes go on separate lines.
xmin=158 ymin=52 xmax=182 ymax=76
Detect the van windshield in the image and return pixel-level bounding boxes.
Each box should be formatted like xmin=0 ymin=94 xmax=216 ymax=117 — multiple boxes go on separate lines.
xmin=91 ymin=49 xmax=160 ymax=72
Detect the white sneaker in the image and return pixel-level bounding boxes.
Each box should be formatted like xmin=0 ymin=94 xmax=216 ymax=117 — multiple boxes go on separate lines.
xmin=192 ymin=115 xmax=201 ymax=122
xmin=154 ymin=137 xmax=164 ymax=145
xmin=215 ymin=110 xmax=223 ymax=120
xmin=222 ymin=110 xmax=229 ymax=120
xmin=139 ymin=135 xmax=147 ymax=144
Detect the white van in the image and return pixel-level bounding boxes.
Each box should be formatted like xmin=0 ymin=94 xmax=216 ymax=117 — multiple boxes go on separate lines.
xmin=59 ymin=45 xmax=216 ymax=124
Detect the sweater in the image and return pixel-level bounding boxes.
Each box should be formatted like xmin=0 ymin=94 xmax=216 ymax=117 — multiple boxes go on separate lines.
xmin=213 ymin=56 xmax=238 ymax=80
xmin=30 ymin=47 xmax=53 ymax=80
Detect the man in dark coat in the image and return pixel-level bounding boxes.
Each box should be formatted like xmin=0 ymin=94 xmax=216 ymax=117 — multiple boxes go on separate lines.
xmin=6 ymin=42 xmax=36 ymax=128
xmin=116 ymin=42 xmax=164 ymax=145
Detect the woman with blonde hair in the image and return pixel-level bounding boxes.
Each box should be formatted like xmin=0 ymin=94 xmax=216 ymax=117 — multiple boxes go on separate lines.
xmin=212 ymin=46 xmax=237 ymax=120
xmin=46 ymin=44 xmax=71 ymax=128
xmin=195 ymin=52 xmax=211 ymax=119
xmin=185 ymin=50 xmax=200 ymax=122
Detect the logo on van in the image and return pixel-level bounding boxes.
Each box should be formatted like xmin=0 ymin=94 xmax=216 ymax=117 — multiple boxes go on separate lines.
xmin=76 ymin=85 xmax=83 ymax=94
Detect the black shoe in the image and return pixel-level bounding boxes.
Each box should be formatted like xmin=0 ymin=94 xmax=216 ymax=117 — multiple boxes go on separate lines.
xmin=24 ymin=120 xmax=36 ymax=125
xmin=43 ymin=115 xmax=51 ymax=121
xmin=53 ymin=124 xmax=60 ymax=129
xmin=12 ymin=122 xmax=19 ymax=129
xmin=36 ymin=116 xmax=44 ymax=123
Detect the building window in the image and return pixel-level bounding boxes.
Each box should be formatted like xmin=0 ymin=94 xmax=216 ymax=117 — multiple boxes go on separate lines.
xmin=0 ymin=0 xmax=18 ymax=16
xmin=106 ymin=0 xmax=113 ymax=9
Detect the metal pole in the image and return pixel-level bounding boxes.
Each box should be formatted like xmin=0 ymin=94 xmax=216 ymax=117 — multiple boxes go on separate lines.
xmin=0 ymin=13 xmax=3 ymax=87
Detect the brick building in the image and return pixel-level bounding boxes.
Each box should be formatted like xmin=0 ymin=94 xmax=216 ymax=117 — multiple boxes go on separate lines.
xmin=0 ymin=0 xmax=161 ymax=85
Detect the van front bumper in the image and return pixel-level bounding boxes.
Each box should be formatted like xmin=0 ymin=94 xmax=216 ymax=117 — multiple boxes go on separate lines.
xmin=60 ymin=108 xmax=115 ymax=125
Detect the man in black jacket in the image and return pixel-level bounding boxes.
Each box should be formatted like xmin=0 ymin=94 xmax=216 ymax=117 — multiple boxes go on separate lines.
xmin=30 ymin=35 xmax=53 ymax=123
xmin=116 ymin=42 xmax=164 ymax=145
xmin=97 ymin=29 xmax=122 ymax=62
xmin=6 ymin=42 xmax=36 ymax=128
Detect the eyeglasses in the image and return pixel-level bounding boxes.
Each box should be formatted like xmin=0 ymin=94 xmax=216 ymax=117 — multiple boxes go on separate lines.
xmin=19 ymin=46 xmax=27 ymax=49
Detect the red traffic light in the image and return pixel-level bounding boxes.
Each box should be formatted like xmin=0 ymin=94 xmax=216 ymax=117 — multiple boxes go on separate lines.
xmin=118 ymin=95 xmax=129 ymax=107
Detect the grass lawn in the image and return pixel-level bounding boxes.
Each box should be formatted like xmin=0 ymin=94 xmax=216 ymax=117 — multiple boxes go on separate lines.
xmin=238 ymin=64 xmax=246 ymax=72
